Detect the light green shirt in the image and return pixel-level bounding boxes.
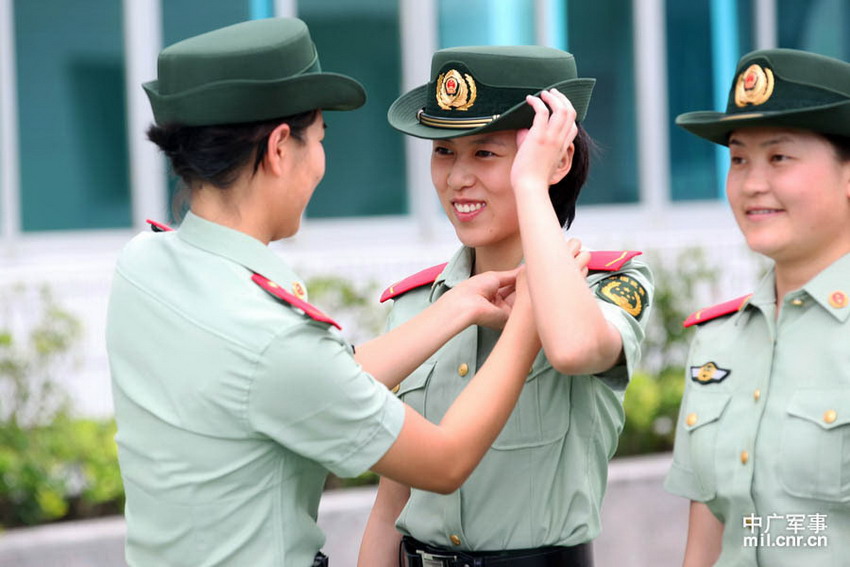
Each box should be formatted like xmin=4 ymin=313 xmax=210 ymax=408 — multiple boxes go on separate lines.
xmin=665 ymin=253 xmax=850 ymax=566
xmin=106 ymin=212 xmax=405 ymax=567
xmin=391 ymin=247 xmax=653 ymax=550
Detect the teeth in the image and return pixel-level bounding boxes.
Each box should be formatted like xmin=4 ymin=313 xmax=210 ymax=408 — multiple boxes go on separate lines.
xmin=455 ymin=202 xmax=484 ymax=213
xmin=749 ymin=209 xmax=778 ymax=214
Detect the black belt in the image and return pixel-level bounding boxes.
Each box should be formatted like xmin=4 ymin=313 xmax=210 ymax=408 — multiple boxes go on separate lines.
xmin=401 ymin=536 xmax=593 ymax=567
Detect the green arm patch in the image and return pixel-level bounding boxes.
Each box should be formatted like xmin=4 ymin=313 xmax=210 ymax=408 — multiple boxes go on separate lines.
xmin=595 ymin=274 xmax=647 ymax=319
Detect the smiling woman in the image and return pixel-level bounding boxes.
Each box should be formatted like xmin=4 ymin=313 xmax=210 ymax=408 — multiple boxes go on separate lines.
xmin=665 ymin=48 xmax=850 ymax=567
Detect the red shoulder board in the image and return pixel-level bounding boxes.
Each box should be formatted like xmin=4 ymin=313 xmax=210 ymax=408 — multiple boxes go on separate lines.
xmin=683 ymin=294 xmax=752 ymax=328
xmin=587 ymin=250 xmax=642 ymax=271
xmin=146 ymin=219 xmax=173 ymax=232
xmin=251 ymin=273 xmax=341 ymax=330
xmin=380 ymin=263 xmax=448 ymax=303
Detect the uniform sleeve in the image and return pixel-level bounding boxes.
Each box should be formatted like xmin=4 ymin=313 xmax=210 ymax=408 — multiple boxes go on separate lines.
xmin=248 ymin=320 xmax=405 ymax=479
xmin=664 ymin=333 xmax=714 ymax=502
xmin=592 ymin=259 xmax=654 ymax=390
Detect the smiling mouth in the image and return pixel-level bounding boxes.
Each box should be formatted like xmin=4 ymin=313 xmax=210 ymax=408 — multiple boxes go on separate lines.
xmin=745 ymin=207 xmax=784 ymax=216
xmin=453 ymin=202 xmax=485 ymax=214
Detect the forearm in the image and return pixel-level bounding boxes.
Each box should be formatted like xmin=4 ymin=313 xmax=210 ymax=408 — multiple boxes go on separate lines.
xmin=358 ymin=478 xmax=410 ymax=567
xmin=683 ymin=501 xmax=724 ymax=567
xmin=515 ymin=187 xmax=621 ymax=373
xmin=355 ymin=297 xmax=470 ymax=388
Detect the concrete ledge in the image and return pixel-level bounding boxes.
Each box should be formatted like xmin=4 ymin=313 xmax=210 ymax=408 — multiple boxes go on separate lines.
xmin=0 ymin=453 xmax=687 ymax=567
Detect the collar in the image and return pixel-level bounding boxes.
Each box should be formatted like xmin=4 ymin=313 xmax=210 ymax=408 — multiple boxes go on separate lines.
xmin=177 ymin=211 xmax=305 ymax=295
xmin=430 ymin=247 xmax=475 ymax=301
xmin=748 ymin=253 xmax=850 ymax=323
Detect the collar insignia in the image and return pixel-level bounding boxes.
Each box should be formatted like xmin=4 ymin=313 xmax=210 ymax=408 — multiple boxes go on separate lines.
xmin=690 ymin=362 xmax=730 ymax=385
xmin=734 ymin=64 xmax=774 ymax=107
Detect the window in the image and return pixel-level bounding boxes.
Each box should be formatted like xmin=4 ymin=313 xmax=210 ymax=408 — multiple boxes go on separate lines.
xmin=300 ymin=0 xmax=407 ymax=218
xmin=15 ymin=0 xmax=129 ymax=231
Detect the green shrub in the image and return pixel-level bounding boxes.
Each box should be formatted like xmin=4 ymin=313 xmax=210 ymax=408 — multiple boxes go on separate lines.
xmin=0 ymin=285 xmax=123 ymax=528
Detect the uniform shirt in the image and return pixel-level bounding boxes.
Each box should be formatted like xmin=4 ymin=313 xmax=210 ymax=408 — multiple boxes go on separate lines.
xmin=105 ymin=212 xmax=405 ymax=567
xmin=665 ymin=253 xmax=850 ymax=566
xmin=391 ymin=246 xmax=653 ymax=550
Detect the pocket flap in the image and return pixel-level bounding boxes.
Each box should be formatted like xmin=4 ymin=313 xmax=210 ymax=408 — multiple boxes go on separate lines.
xmin=787 ymin=389 xmax=850 ymax=430
xmin=683 ymin=391 xmax=732 ymax=432
xmin=395 ymin=359 xmax=436 ymax=398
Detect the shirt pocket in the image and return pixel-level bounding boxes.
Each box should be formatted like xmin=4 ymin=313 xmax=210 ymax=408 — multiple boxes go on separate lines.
xmin=396 ymin=360 xmax=436 ymax=416
xmin=781 ymin=389 xmax=850 ymax=502
xmin=682 ymin=390 xmax=732 ymax=499
xmin=491 ymin=366 xmax=572 ymax=451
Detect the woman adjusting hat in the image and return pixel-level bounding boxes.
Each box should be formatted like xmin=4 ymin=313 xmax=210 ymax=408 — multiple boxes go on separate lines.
xmin=107 ymin=18 xmax=545 ymax=567
xmin=359 ymin=45 xmax=653 ymax=566
xmin=666 ymin=48 xmax=850 ymax=567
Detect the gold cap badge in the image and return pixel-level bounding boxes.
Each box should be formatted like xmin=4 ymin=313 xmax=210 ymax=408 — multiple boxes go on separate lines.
xmin=734 ymin=64 xmax=775 ymax=108
xmin=436 ymin=69 xmax=477 ymax=111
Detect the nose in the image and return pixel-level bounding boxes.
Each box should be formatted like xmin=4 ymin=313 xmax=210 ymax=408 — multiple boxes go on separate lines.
xmin=739 ymin=161 xmax=769 ymax=196
xmin=446 ymin=158 xmax=475 ymax=192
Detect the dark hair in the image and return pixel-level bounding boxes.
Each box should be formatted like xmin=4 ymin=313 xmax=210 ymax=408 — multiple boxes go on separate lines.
xmin=549 ymin=123 xmax=592 ymax=229
xmin=146 ymin=110 xmax=319 ymax=189
xmin=823 ymin=133 xmax=850 ymax=162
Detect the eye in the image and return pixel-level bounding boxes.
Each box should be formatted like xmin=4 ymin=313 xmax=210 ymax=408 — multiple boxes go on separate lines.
xmin=433 ymin=146 xmax=453 ymax=156
xmin=770 ymin=153 xmax=790 ymax=163
xmin=730 ymin=155 xmax=745 ymax=165
xmin=475 ymin=149 xmax=497 ymax=158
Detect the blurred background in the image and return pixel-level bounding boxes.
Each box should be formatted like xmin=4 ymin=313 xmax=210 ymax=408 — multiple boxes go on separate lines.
xmin=0 ymin=0 xmax=848 ymax=560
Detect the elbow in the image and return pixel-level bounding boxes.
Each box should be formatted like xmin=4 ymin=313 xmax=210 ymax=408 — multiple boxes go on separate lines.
xmin=427 ymin=463 xmax=468 ymax=494
xmin=544 ymin=337 xmax=609 ymax=375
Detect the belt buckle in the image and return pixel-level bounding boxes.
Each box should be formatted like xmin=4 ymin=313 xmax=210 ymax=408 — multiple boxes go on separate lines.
xmin=417 ymin=549 xmax=456 ymax=567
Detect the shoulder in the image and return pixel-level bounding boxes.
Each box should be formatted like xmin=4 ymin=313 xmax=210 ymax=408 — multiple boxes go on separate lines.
xmin=252 ymin=274 xmax=341 ymax=330
xmin=380 ymin=262 xmax=448 ymax=303
xmin=683 ymin=294 xmax=752 ymax=328
xmin=587 ymin=250 xmax=643 ymax=272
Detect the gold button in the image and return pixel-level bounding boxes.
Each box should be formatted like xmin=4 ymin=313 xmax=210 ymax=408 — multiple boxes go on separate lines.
xmin=685 ymin=413 xmax=698 ymax=427
xmin=753 ymin=389 xmax=761 ymax=401
xmin=790 ymin=298 xmax=804 ymax=306
xmin=740 ymin=450 xmax=749 ymax=465
xmin=449 ymin=534 xmax=461 ymax=546
xmin=458 ymin=363 xmax=469 ymax=377
xmin=391 ymin=384 xmax=400 ymax=394
xmin=824 ymin=409 xmax=838 ymax=424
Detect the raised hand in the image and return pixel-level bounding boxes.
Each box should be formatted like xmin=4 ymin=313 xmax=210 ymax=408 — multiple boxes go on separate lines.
xmin=444 ymin=267 xmax=520 ymax=329
xmin=511 ymin=88 xmax=579 ymax=195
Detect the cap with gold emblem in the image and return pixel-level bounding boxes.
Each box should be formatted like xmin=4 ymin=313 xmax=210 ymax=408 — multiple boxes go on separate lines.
xmin=677 ymin=48 xmax=850 ymax=146
xmin=387 ymin=45 xmax=595 ymax=140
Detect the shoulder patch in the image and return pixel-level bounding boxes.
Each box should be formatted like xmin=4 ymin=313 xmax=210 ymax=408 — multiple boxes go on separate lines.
xmin=380 ymin=263 xmax=448 ymax=303
xmin=252 ymin=273 xmax=341 ymax=330
xmin=683 ymin=294 xmax=752 ymax=328
xmin=146 ymin=219 xmax=173 ymax=232
xmin=587 ymin=250 xmax=642 ymax=272
xmin=596 ymin=274 xmax=648 ymax=318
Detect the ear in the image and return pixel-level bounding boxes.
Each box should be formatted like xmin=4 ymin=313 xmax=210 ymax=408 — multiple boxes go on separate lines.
xmin=263 ymin=122 xmax=293 ymax=177
xmin=549 ymin=142 xmax=575 ymax=185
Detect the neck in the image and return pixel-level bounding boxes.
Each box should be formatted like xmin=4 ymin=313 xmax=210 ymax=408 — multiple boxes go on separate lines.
xmin=190 ymin=178 xmax=274 ymax=245
xmin=472 ymin=236 xmax=523 ymax=275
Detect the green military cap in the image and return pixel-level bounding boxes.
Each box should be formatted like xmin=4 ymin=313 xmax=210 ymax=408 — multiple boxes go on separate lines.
xmin=143 ymin=17 xmax=366 ymax=126
xmin=677 ymin=48 xmax=850 ymax=146
xmin=388 ymin=45 xmax=595 ymax=140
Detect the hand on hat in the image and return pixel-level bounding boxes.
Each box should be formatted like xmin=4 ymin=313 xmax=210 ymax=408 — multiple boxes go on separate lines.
xmin=511 ymin=89 xmax=578 ymax=197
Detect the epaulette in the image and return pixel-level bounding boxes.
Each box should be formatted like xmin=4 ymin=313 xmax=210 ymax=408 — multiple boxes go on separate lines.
xmin=147 ymin=219 xmax=173 ymax=232
xmin=252 ymin=273 xmax=341 ymax=330
xmin=587 ymin=250 xmax=642 ymax=271
xmin=683 ymin=294 xmax=752 ymax=328
xmin=380 ymin=263 xmax=448 ymax=303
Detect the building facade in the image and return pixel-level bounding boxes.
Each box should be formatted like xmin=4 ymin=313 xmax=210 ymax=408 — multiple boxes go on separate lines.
xmin=1 ymin=0 xmax=848 ymax=415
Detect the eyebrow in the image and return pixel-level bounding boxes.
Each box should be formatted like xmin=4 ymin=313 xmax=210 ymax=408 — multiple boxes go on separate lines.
xmin=728 ymin=135 xmax=794 ymax=148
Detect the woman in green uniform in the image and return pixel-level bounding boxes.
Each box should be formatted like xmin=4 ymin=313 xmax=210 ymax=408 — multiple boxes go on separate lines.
xmin=665 ymin=48 xmax=850 ymax=566
xmin=105 ymin=18 xmax=546 ymax=567
xmin=358 ymin=46 xmax=653 ymax=566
